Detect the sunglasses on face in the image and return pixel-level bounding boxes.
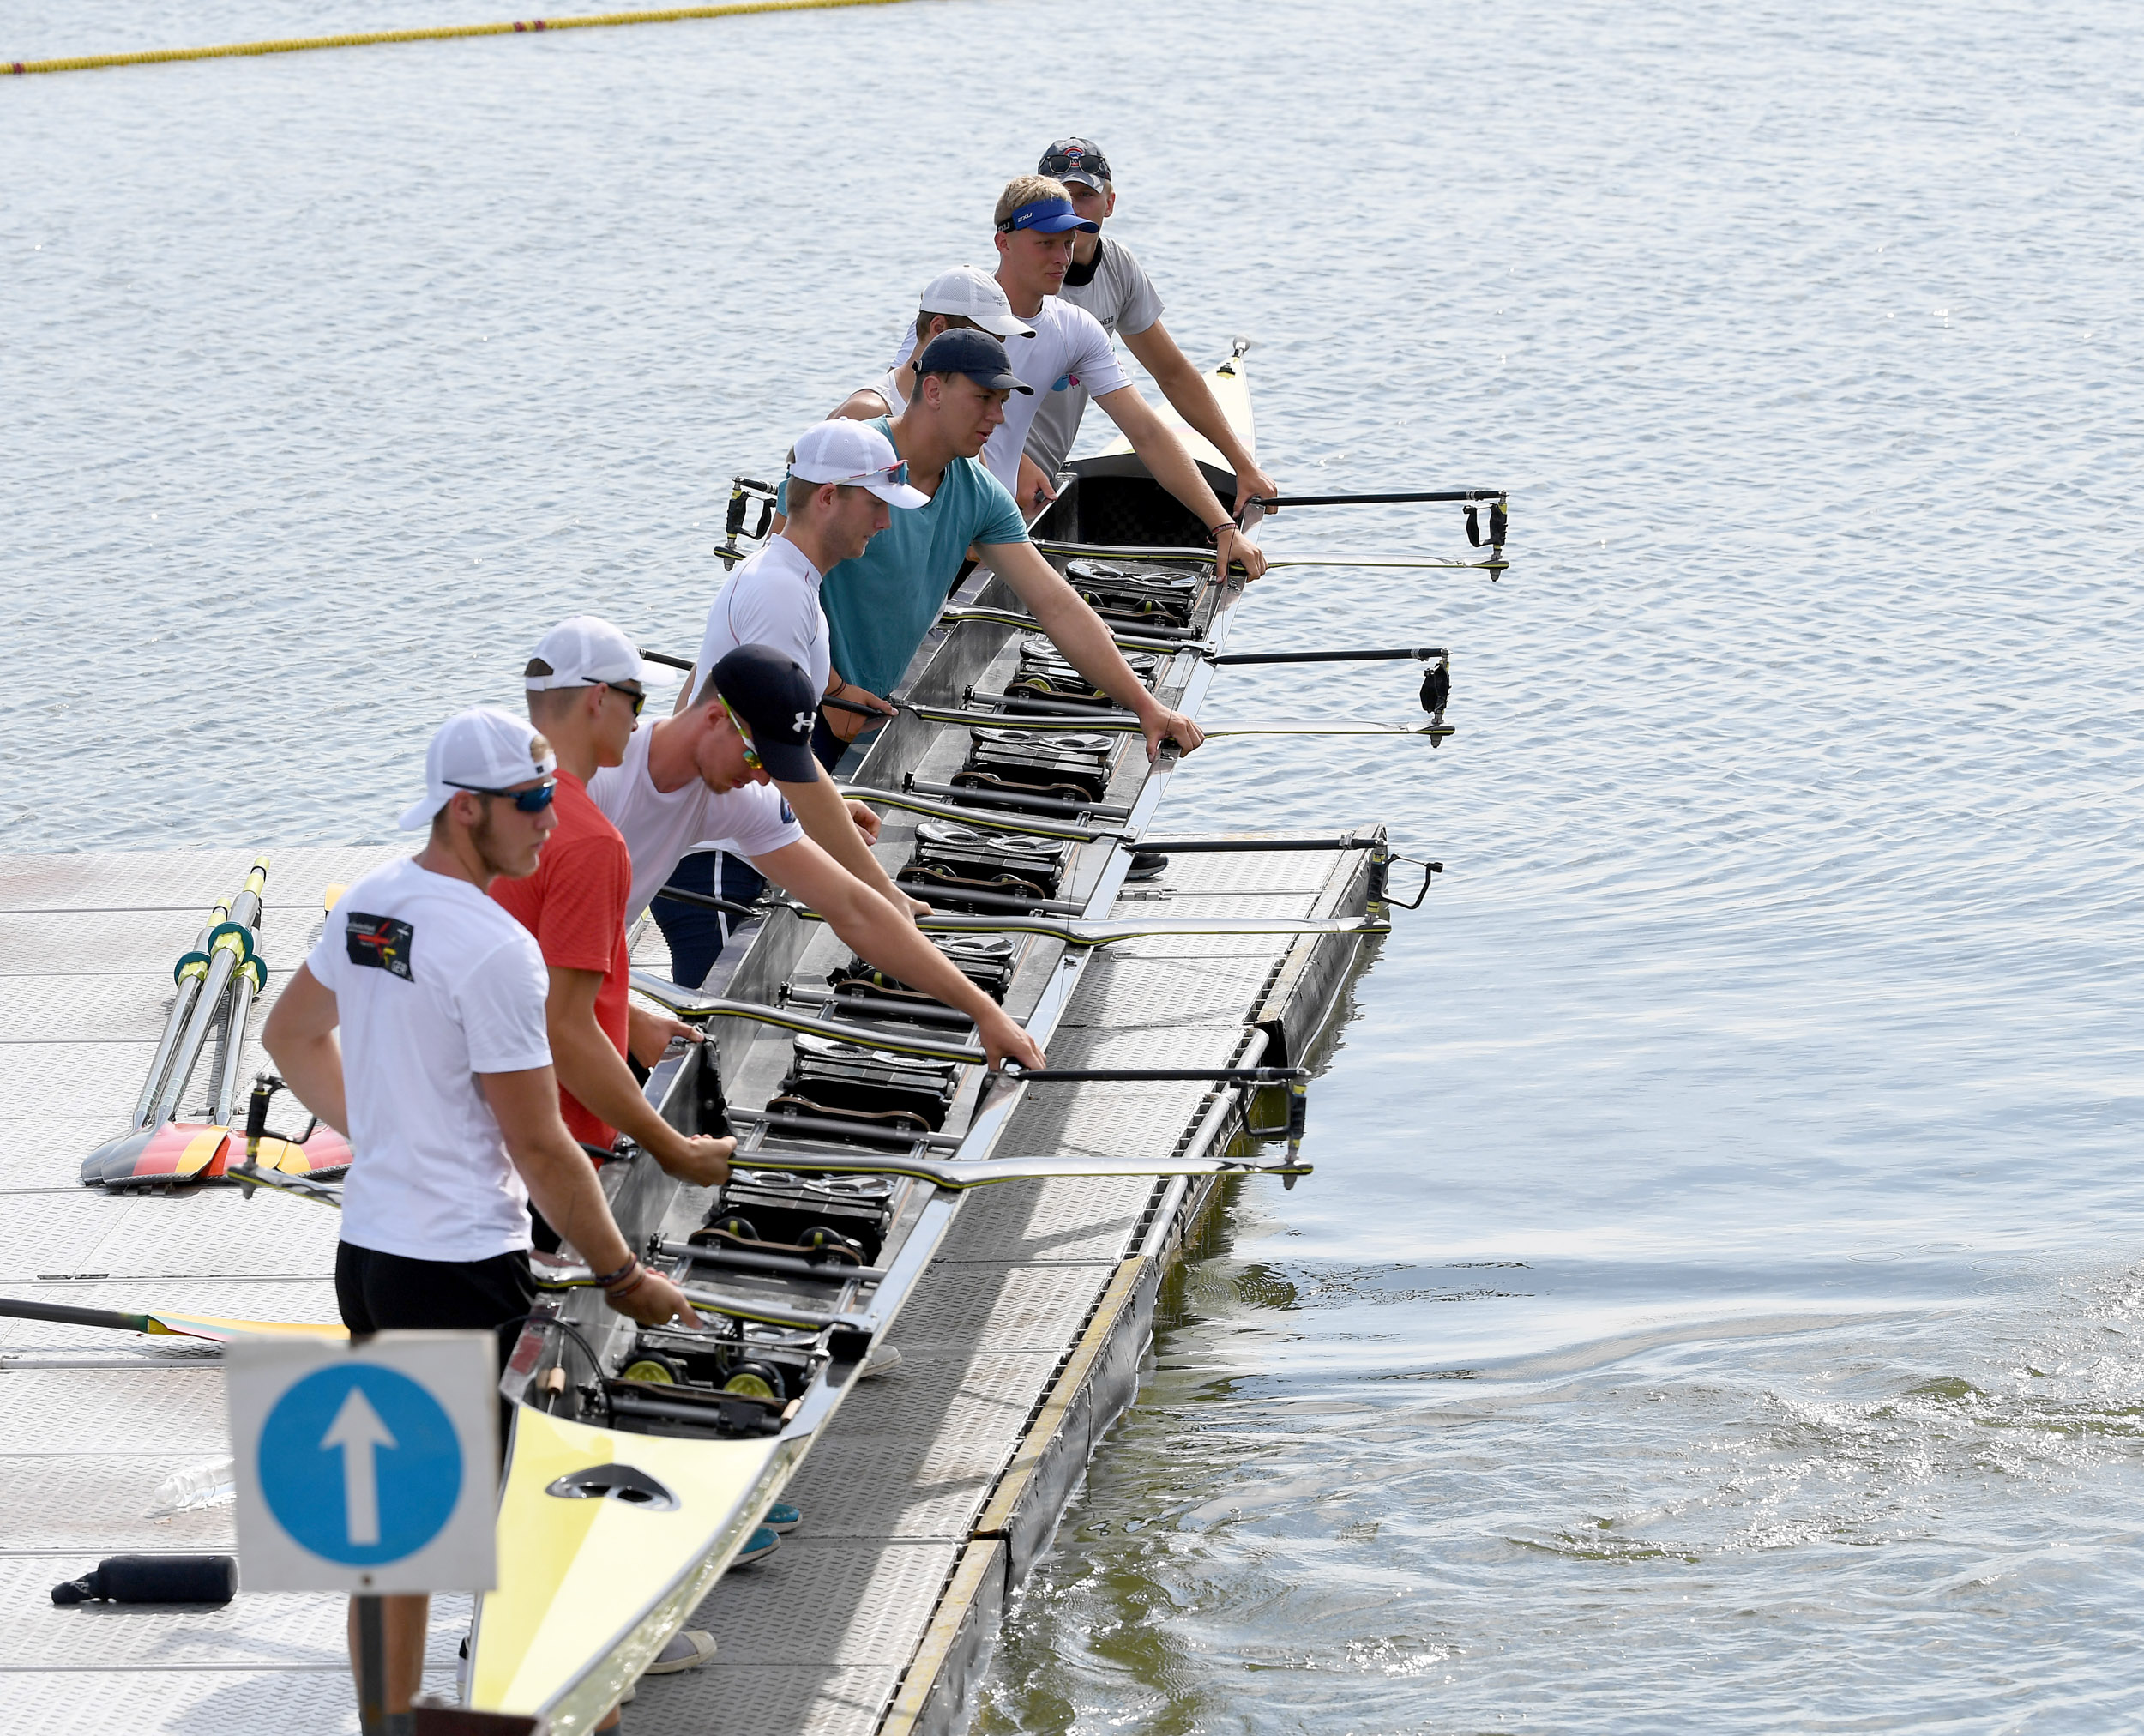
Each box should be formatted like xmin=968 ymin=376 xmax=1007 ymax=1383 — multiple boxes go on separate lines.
xmin=717 ymin=698 xmax=762 ymax=769
xmin=597 ymin=680 xmax=647 ymax=717
xmin=449 ymin=779 xmax=557 ymax=812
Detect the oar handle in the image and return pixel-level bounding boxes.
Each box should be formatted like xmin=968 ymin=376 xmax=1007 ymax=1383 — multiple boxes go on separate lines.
xmin=641 ymin=648 xmax=696 ymax=672
xmin=1210 ymin=647 xmax=1447 ymax=666
xmin=1246 ymin=490 xmax=1507 ymax=507
xmin=1002 ymin=1064 xmax=1310 ymax=1084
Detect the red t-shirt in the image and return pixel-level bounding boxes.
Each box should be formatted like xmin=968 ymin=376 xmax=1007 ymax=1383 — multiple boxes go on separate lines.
xmin=489 ymin=769 xmax=632 ymax=1153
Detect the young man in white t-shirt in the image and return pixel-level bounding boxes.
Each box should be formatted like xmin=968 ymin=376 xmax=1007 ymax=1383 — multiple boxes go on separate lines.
xmin=262 ymin=706 xmax=696 ymax=1734
xmin=599 ymin=645 xmax=1046 ymax=1070
xmin=664 ymin=421 xmax=930 ymax=980
xmin=838 ymin=263 xmax=1034 ymax=421
xmin=886 ymin=177 xmax=1265 ymax=583
xmin=1016 ymin=137 xmax=1278 ymax=519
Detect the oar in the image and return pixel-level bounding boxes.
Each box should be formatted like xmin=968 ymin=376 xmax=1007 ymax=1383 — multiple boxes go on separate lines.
xmin=708 ymin=1149 xmax=1312 ymax=1190
xmin=936 ymin=604 xmax=1449 ymax=667
xmin=148 ymin=857 xmax=269 ymax=1127
xmin=132 ymin=899 xmax=230 ymax=1130
xmin=0 ymin=1294 xmax=346 ymax=1343
xmin=626 ymin=971 xmax=991 ymax=1064
xmin=1035 ymin=539 xmax=1508 ymax=574
xmin=653 ymin=883 xmax=764 ymax=922
xmin=901 ymin=702 xmax=1453 ymax=739
xmin=782 ymin=909 xmax=1392 ymax=948
xmin=834 ymin=783 xmax=1123 ymax=844
xmin=1245 ymin=490 xmax=1506 ymax=508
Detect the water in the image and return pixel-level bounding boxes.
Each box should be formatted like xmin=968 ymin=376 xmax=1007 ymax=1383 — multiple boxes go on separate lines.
xmin=6 ymin=0 xmax=2143 ymax=1727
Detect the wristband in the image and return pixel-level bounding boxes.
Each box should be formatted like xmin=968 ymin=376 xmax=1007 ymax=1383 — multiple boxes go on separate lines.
xmin=593 ymin=1256 xmax=640 ymax=1290
xmin=609 ymin=1268 xmax=649 ymax=1303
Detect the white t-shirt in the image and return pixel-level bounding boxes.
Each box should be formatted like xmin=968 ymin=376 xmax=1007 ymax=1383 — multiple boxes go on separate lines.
xmin=894 ymin=293 xmax=1129 ymax=493
xmin=694 ymin=535 xmax=830 ymax=699
xmin=864 ymin=364 xmax=910 ymax=415
xmin=1024 ymin=238 xmax=1165 ymax=478
xmin=305 ymin=856 xmax=551 ymax=1262
xmin=589 ymin=721 xmax=805 ymax=919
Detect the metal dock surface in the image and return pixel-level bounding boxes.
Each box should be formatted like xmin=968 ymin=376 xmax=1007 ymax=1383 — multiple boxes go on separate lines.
xmin=0 ymin=835 xmax=1378 ymax=1734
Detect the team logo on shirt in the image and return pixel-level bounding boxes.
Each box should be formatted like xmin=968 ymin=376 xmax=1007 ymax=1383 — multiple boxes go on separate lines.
xmin=346 ymin=913 xmax=414 ymax=980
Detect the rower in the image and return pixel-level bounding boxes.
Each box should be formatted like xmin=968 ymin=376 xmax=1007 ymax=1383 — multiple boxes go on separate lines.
xmin=494 ymin=617 xmax=736 ymax=1200
xmin=882 ymin=175 xmax=1266 ymax=584
xmin=594 ymin=642 xmax=1046 ymax=1073
xmin=1015 ymin=137 xmax=1278 ymax=522
xmin=834 ymin=263 xmax=1034 ymax=420
xmin=810 ymin=328 xmax=1207 ymax=762
xmin=659 ymin=420 xmax=931 ymax=986
xmin=260 ymin=706 xmax=698 ymax=1736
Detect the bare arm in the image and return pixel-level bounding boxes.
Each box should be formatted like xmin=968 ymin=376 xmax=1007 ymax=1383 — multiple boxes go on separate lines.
xmin=1093 ymin=384 xmax=1268 ymax=582
xmin=750 ymin=838 xmax=1045 ymax=1069
xmin=985 ymin=538 xmax=1206 ymax=759
xmin=260 ymin=963 xmax=350 ymax=1135
xmin=828 ymin=389 xmax=892 ymax=422
xmin=545 ymin=966 xmax=732 ymax=1185
xmin=1121 ymin=319 xmax=1277 ymax=518
xmin=776 ymin=770 xmax=926 ymax=918
xmin=480 ymin=1067 xmax=698 ymax=1328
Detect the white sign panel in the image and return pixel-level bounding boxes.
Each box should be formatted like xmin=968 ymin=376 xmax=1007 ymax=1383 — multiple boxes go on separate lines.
xmin=227 ymin=1330 xmax=498 ymax=1594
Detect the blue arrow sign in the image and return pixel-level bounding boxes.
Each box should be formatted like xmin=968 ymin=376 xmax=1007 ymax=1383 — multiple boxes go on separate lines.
xmin=257 ymin=1364 xmax=464 ymax=1565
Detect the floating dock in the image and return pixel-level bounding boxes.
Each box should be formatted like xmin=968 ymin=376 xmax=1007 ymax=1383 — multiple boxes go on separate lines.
xmin=0 ymin=825 xmax=1378 ymax=1733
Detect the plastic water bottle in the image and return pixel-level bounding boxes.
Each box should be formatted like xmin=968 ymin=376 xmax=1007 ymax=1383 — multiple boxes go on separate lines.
xmin=144 ymin=1456 xmax=236 ymax=1519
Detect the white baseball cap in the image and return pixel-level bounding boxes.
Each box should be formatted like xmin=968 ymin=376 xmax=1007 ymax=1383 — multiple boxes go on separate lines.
xmin=918 ymin=264 xmax=1035 ymax=339
xmin=523 ymin=614 xmax=648 ymax=692
xmin=788 ymin=421 xmax=930 ymax=508
xmin=398 ymin=706 xmax=557 ymax=830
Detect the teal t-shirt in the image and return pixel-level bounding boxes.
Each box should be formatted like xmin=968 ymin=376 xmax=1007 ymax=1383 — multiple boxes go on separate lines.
xmin=806 ymin=418 xmax=1029 ymax=700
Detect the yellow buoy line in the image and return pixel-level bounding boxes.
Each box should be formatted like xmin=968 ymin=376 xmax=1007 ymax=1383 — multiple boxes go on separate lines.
xmin=4 ymin=0 xmax=912 ymax=78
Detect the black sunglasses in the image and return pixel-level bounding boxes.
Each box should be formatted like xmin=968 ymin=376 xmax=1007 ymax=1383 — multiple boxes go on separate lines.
xmin=448 ymin=779 xmax=557 ymax=813
xmin=1041 ymin=147 xmax=1111 ymax=183
xmin=598 ymin=680 xmax=647 ymax=717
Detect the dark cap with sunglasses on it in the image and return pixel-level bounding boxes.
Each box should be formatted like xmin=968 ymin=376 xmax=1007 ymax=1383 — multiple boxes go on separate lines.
xmin=398 ymin=706 xmax=558 ymax=829
xmin=1039 ymin=137 xmax=1111 ymax=190
xmin=708 ymin=644 xmax=823 ymax=783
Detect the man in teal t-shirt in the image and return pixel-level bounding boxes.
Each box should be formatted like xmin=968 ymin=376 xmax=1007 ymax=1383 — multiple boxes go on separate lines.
xmin=819 ymin=413 xmax=1027 ymax=702
xmin=808 ymin=329 xmax=1203 ymax=763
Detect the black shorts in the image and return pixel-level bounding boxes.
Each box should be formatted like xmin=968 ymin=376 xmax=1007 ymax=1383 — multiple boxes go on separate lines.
xmin=334 ymin=1240 xmax=536 ymax=1377
xmin=336 ymin=1242 xmax=538 ymax=1465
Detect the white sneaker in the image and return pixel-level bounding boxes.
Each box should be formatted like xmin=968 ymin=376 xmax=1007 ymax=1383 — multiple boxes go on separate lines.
xmin=644 ymin=1629 xmax=715 ymax=1675
xmin=858 ymin=1341 xmax=902 ymax=1379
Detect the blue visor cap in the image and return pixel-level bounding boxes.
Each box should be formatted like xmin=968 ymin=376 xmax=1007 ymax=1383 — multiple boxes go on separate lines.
xmin=998 ymin=196 xmax=1099 ymax=236
xmin=916 ymin=328 xmax=1035 ymax=395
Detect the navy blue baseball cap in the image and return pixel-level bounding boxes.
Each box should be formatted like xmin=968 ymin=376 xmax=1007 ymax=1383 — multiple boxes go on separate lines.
xmin=996 ymin=196 xmax=1099 ymax=236
xmin=708 ymin=644 xmax=821 ymax=783
xmin=915 ymin=329 xmax=1034 ymax=395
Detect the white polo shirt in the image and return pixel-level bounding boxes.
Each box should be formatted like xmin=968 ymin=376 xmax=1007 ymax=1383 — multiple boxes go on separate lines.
xmin=694 ymin=534 xmax=830 ymax=700
xmin=305 ymin=857 xmax=551 ymax=1263
xmin=893 ymin=293 xmax=1128 ymax=493
xmin=590 ymin=721 xmax=805 ymax=919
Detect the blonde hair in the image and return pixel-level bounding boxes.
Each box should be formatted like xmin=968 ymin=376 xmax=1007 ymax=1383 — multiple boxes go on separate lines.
xmin=995 ymin=174 xmax=1071 ymax=228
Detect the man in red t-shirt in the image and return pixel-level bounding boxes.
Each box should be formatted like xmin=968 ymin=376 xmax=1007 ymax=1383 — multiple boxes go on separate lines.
xmin=493 ymin=615 xmax=732 ymax=1190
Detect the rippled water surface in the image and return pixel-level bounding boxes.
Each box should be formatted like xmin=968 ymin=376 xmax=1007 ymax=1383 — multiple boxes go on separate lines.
xmin=7 ymin=0 xmax=2143 ymax=1728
